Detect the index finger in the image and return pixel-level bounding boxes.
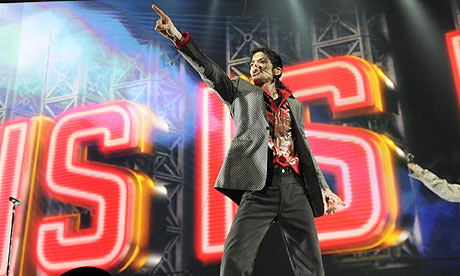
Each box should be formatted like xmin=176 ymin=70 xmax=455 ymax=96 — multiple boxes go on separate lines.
xmin=336 ymin=196 xmax=346 ymax=205
xmin=329 ymin=194 xmax=345 ymax=206
xmin=151 ymin=4 xmax=167 ymax=19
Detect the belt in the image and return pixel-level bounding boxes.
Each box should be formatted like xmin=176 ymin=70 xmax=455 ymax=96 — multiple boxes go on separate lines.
xmin=273 ymin=166 xmax=295 ymax=175
xmin=269 ymin=166 xmax=305 ymax=187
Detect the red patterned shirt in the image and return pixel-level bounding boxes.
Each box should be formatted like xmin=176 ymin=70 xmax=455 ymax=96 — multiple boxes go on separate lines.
xmin=263 ymin=89 xmax=301 ymax=175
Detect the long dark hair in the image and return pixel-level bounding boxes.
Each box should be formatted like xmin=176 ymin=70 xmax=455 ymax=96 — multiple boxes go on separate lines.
xmin=250 ymin=47 xmax=292 ymax=93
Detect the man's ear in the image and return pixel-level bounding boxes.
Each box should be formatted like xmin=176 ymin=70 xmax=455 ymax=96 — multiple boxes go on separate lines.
xmin=273 ymin=67 xmax=282 ymax=77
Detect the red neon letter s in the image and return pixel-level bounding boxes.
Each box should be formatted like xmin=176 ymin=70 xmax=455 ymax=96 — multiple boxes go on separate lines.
xmin=36 ymin=101 xmax=156 ymax=274
xmin=283 ymin=56 xmax=400 ymax=253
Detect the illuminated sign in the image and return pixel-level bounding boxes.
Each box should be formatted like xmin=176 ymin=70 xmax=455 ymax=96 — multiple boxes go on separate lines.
xmin=195 ymin=83 xmax=237 ymax=262
xmin=283 ymin=57 xmax=400 ymax=252
xmin=0 ymin=117 xmax=53 ymax=276
xmin=446 ymin=30 xmax=460 ymax=112
xmin=35 ymin=101 xmax=157 ymax=274
xmin=305 ymin=124 xmax=400 ymax=252
xmin=284 ymin=56 xmax=386 ymax=119
xmin=196 ymin=56 xmax=401 ymax=262
xmin=0 ymin=120 xmax=30 ymax=276
xmin=0 ymin=101 xmax=161 ymax=275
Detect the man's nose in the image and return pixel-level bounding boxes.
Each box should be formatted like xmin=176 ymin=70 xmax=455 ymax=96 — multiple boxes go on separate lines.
xmin=251 ymin=61 xmax=261 ymax=68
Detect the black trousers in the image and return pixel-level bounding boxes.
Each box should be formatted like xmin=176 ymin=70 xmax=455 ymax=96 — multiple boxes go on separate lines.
xmin=220 ymin=168 xmax=324 ymax=276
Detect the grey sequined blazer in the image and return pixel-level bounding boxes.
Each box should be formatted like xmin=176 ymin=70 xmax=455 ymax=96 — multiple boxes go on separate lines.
xmin=178 ymin=38 xmax=330 ymax=217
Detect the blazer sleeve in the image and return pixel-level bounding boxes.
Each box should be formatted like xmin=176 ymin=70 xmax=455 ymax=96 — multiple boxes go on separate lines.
xmin=409 ymin=163 xmax=460 ymax=202
xmin=177 ymin=36 xmax=236 ymax=104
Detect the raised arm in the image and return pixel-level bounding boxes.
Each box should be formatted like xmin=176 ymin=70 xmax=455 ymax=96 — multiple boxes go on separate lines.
xmin=408 ymin=162 xmax=460 ymax=202
xmin=152 ymin=4 xmax=236 ymax=104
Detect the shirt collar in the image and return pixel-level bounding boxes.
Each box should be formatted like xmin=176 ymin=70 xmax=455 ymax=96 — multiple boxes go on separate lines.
xmin=263 ymin=88 xmax=293 ymax=100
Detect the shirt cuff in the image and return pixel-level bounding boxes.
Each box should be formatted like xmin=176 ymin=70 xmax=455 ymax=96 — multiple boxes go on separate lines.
xmin=175 ymin=32 xmax=190 ymax=50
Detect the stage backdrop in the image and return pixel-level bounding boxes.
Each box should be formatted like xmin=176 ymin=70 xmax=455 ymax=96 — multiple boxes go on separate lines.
xmin=0 ymin=1 xmax=460 ymax=276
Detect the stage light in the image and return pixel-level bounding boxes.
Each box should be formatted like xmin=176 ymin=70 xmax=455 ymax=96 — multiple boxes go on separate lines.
xmin=397 ymin=0 xmax=441 ymax=53
xmin=287 ymin=0 xmax=308 ymax=31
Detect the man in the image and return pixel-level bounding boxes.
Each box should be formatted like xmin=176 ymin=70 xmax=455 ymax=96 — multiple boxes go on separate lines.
xmin=152 ymin=4 xmax=345 ymax=276
xmin=408 ymin=154 xmax=460 ymax=202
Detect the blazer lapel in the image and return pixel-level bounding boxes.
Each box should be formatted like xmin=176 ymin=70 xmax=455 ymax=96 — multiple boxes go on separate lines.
xmin=286 ymin=97 xmax=302 ymax=129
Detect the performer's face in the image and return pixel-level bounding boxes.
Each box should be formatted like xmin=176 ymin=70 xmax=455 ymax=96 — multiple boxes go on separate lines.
xmin=250 ymin=52 xmax=275 ymax=86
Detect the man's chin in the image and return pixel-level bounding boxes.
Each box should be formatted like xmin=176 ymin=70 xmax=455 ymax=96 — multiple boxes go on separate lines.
xmin=253 ymin=79 xmax=263 ymax=86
